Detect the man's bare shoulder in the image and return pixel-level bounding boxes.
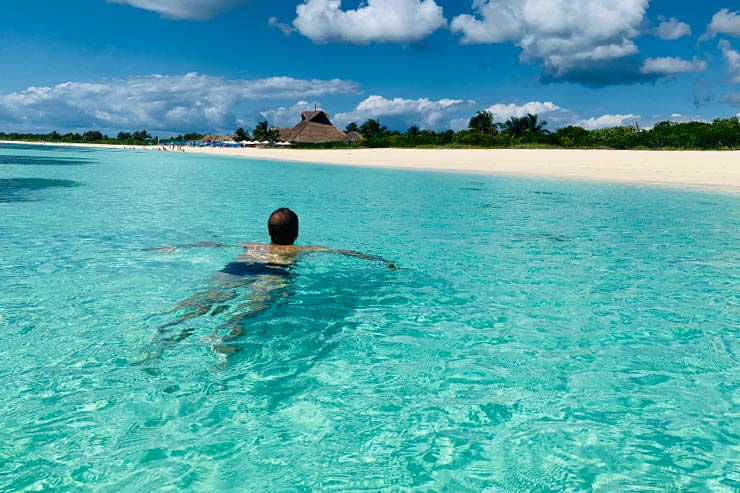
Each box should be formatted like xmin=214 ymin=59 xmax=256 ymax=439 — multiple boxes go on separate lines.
xmin=236 ymin=242 xmax=328 ymax=253
xmin=237 ymin=242 xmax=267 ymax=249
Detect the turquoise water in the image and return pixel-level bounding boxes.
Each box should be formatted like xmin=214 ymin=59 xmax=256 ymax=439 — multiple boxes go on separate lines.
xmin=1 ymin=143 xmax=739 ymax=491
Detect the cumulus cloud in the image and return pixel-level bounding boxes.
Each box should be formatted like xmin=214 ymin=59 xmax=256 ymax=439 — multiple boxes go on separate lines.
xmin=260 ymin=100 xmax=322 ymax=128
xmin=334 ymin=95 xmax=474 ymax=130
xmin=332 ymin=96 xmax=696 ymax=133
xmin=293 ymin=0 xmax=447 ymax=44
xmin=720 ymin=40 xmax=740 ymax=83
xmin=0 ymin=73 xmax=359 ymax=133
xmin=654 ymin=16 xmax=691 ymax=40
xmin=639 ymin=57 xmax=707 ymax=75
xmin=327 ymin=95 xmax=704 ymax=132
xmin=571 ymin=112 xmax=703 ymax=130
xmin=478 ymin=101 xmax=658 ymax=130
xmin=667 ymin=113 xmax=709 ymax=123
xmin=483 ymin=101 xmax=570 ymax=126
xmin=576 ymin=113 xmax=709 ymax=129
xmin=107 ymin=0 xmax=248 ymax=20
xmin=704 ymin=8 xmax=740 ymax=39
xmin=451 ymin=0 xmax=649 ymax=85
xmin=577 ymin=113 xmax=640 ymax=130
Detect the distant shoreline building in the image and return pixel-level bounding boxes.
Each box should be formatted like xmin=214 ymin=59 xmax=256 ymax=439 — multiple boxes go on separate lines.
xmin=277 ymin=110 xmax=360 ymax=144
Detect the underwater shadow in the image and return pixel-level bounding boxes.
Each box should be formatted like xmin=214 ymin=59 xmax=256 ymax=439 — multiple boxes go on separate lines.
xmin=0 ymin=178 xmax=81 ymax=203
xmin=139 ymin=262 xmax=398 ymax=409
xmin=0 ymin=155 xmax=93 ymax=166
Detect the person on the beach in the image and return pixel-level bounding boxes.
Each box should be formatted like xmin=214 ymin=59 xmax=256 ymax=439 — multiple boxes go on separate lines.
xmin=148 ymin=208 xmax=395 ymax=355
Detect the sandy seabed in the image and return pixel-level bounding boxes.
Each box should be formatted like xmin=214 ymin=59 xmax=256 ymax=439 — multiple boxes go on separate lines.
xmin=4 ymin=141 xmax=740 ymax=191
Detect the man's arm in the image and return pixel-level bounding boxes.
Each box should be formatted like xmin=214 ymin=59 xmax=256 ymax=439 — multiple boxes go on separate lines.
xmin=144 ymin=241 xmax=231 ymax=253
xmin=334 ymin=249 xmax=398 ymax=269
xmin=301 ymin=245 xmax=397 ymax=268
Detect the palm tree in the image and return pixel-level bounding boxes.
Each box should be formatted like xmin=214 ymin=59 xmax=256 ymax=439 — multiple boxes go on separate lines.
xmin=468 ymin=110 xmax=496 ymax=134
xmin=522 ymin=113 xmax=547 ymax=134
xmin=359 ymin=119 xmax=388 ymax=140
xmin=234 ymin=127 xmax=250 ymax=141
xmin=132 ymin=130 xmax=152 ymax=142
xmin=253 ymin=120 xmax=278 ymax=142
xmin=500 ymin=114 xmax=547 ymax=137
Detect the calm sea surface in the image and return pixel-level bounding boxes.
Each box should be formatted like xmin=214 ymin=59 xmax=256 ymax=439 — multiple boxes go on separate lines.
xmin=1 ymin=143 xmax=739 ymax=491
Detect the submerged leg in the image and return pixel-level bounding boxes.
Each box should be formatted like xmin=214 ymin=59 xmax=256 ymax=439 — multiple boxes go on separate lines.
xmin=145 ymin=270 xmax=293 ymax=361
xmin=147 ymin=280 xmax=244 ymax=357
xmin=208 ymin=277 xmax=289 ymax=355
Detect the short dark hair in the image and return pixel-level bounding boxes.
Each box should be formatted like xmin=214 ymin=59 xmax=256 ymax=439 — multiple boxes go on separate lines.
xmin=268 ymin=208 xmax=299 ymax=245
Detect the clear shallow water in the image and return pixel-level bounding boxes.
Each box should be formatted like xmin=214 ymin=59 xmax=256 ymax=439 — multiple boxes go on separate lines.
xmin=1 ymin=143 xmax=739 ymax=492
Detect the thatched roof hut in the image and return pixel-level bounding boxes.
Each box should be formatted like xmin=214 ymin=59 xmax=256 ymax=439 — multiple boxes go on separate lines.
xmin=344 ymin=131 xmax=363 ymax=144
xmin=277 ymin=111 xmax=347 ymax=144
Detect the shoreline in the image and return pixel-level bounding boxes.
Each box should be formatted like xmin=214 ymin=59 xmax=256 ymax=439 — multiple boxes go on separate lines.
xmin=3 ymin=140 xmax=740 ymax=192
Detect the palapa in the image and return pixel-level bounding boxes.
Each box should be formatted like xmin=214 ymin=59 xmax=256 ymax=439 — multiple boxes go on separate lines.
xmin=277 ymin=111 xmax=348 ymax=144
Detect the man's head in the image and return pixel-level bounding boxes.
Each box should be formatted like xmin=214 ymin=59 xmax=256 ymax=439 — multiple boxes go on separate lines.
xmin=268 ymin=208 xmax=299 ymax=245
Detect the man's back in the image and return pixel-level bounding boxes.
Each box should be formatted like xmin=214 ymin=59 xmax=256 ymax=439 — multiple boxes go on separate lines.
xmin=234 ymin=242 xmax=325 ymax=267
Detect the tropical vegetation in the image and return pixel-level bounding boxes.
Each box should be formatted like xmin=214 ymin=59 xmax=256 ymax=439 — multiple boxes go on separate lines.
xmin=252 ymin=121 xmax=279 ymax=142
xmin=2 ymin=113 xmax=740 ymax=150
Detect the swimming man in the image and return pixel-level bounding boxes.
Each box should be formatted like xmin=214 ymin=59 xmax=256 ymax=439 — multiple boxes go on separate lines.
xmin=149 ymin=208 xmax=395 ymax=353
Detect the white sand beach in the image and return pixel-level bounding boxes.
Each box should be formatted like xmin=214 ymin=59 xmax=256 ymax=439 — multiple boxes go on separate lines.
xmin=182 ymin=146 xmax=740 ymax=191
xmin=4 ymin=141 xmax=740 ymax=191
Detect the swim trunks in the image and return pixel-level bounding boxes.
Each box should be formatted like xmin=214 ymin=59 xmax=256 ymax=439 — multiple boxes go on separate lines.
xmin=219 ymin=262 xmax=292 ymax=277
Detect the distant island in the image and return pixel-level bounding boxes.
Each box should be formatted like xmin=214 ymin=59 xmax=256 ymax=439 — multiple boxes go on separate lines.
xmin=3 ymin=109 xmax=740 ymax=150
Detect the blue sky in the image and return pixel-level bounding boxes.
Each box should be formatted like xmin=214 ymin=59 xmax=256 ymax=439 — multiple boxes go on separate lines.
xmin=1 ymin=0 xmax=740 ymax=136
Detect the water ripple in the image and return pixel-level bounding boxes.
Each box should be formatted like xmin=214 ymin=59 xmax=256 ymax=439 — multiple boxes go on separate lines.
xmin=1 ymin=149 xmax=739 ymax=491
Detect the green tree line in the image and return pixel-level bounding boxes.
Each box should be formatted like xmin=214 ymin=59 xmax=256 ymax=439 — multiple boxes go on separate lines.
xmin=309 ymin=112 xmax=740 ymax=150
xmin=2 ymin=112 xmax=740 ymax=149
xmin=0 ymin=129 xmax=162 ymax=145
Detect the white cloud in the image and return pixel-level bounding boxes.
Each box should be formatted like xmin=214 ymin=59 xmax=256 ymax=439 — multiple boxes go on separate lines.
xmin=577 ymin=114 xmax=640 ymax=130
xmin=333 ymin=97 xmax=698 ymax=133
xmin=107 ymin=0 xmax=247 ymax=20
xmin=720 ymin=40 xmax=740 ymax=83
xmin=0 ymin=73 xmax=359 ymax=133
xmin=479 ymin=101 xmax=660 ymax=131
xmin=293 ymin=0 xmax=447 ymax=44
xmin=483 ymin=101 xmax=568 ymax=123
xmin=334 ymin=95 xmax=474 ymax=130
xmin=639 ymin=57 xmax=707 ymax=75
xmin=268 ymin=17 xmax=296 ymax=36
xmin=450 ymin=0 xmax=648 ymax=83
xmin=260 ymin=101 xmax=322 ymax=128
xmin=448 ymin=118 xmax=471 ymax=131
xmin=705 ymin=8 xmax=740 ymax=39
xmin=655 ymin=16 xmax=691 ymax=40
xmin=666 ymin=113 xmax=709 ymax=123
